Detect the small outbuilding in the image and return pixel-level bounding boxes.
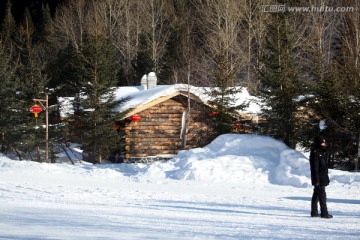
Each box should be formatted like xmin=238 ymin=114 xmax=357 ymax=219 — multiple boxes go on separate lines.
xmin=112 ymin=89 xmax=215 ymax=162
xmin=57 ymin=73 xmax=261 ymax=163
xmin=111 ymin=73 xmax=261 ymax=163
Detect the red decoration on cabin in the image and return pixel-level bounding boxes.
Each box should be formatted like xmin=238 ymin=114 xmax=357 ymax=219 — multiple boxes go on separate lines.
xmin=208 ymin=111 xmax=219 ymax=116
xmin=131 ymin=114 xmax=141 ymax=124
xmin=30 ymin=105 xmax=42 ymax=118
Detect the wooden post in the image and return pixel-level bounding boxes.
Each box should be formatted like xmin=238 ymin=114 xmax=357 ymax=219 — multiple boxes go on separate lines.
xmin=33 ymin=95 xmax=49 ymax=163
xmin=46 ymin=94 xmax=49 ymax=162
xmin=356 ymin=133 xmax=360 ymax=172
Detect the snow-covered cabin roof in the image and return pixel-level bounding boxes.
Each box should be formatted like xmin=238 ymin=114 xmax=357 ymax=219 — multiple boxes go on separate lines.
xmin=58 ymin=84 xmax=261 ymax=119
xmin=113 ymin=84 xmax=261 ymax=118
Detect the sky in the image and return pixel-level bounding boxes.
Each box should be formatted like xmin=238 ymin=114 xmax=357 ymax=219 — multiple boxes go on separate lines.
xmin=0 ymin=134 xmax=359 ymax=239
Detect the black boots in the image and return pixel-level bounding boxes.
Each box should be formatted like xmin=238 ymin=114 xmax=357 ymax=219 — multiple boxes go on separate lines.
xmin=311 ymin=212 xmax=320 ymax=217
xmin=310 ymin=212 xmax=333 ymax=218
xmin=311 ymin=186 xmax=333 ymax=218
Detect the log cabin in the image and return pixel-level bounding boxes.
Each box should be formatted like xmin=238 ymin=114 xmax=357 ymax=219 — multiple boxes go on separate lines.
xmin=112 ymin=84 xmax=216 ymax=162
xmin=57 ymin=73 xmax=261 ymax=163
xmin=111 ymin=73 xmax=261 ymax=163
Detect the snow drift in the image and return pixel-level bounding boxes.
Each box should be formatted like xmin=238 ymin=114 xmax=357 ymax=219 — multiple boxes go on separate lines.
xmin=139 ymin=134 xmax=311 ymax=187
xmin=1 ymin=134 xmax=358 ymax=188
xmin=1 ymin=134 xmax=359 ymax=240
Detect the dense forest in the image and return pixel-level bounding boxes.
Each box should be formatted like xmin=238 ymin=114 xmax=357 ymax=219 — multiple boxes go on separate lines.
xmin=0 ymin=0 xmax=359 ymax=169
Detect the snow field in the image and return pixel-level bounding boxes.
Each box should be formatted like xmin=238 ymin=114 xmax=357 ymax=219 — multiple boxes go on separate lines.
xmin=0 ymin=134 xmax=359 ymax=239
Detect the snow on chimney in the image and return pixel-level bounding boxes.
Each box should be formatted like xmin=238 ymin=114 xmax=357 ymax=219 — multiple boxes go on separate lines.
xmin=147 ymin=72 xmax=157 ymax=89
xmin=141 ymin=74 xmax=147 ymax=90
xmin=140 ymin=72 xmax=157 ymax=90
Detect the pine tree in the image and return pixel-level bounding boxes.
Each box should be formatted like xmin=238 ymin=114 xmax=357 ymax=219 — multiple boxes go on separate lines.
xmin=342 ymin=54 xmax=360 ymax=141
xmin=302 ymin=12 xmax=360 ymax=169
xmin=0 ymin=1 xmax=6 ymax=33
xmin=206 ymin=55 xmax=247 ymax=135
xmin=306 ymin=60 xmax=360 ymax=168
xmin=259 ymin=11 xmax=303 ymax=148
xmin=0 ymin=40 xmax=18 ymax=152
xmin=0 ymin=2 xmax=34 ymax=159
xmin=131 ymin=35 xmax=153 ymax=86
xmin=0 ymin=0 xmax=16 ymax=41
xmin=7 ymin=15 xmax=50 ymax=161
xmin=47 ymin=41 xmax=82 ymax=96
xmin=0 ymin=38 xmax=39 ymax=160
xmin=74 ymin=33 xmax=129 ymax=164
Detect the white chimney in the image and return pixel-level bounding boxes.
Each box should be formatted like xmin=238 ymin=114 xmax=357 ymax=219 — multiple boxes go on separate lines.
xmin=147 ymin=72 xmax=157 ymax=89
xmin=141 ymin=74 xmax=147 ymax=90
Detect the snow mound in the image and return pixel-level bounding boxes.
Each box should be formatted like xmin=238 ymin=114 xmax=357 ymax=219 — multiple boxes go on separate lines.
xmin=140 ymin=134 xmax=312 ymax=187
xmin=1 ymin=134 xmax=358 ymax=189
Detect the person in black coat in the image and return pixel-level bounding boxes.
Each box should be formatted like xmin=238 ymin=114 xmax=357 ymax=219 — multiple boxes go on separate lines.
xmin=309 ymin=135 xmax=333 ymax=218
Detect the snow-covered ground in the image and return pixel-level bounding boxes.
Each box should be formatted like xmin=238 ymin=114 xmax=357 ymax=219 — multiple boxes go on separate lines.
xmin=0 ymin=134 xmax=359 ymax=240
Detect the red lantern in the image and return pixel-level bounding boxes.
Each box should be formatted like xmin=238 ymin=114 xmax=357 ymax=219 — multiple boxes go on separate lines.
xmin=235 ymin=121 xmax=241 ymax=129
xmin=30 ymin=105 xmax=43 ymax=118
xmin=208 ymin=111 xmax=218 ymax=116
xmin=131 ymin=114 xmax=141 ymax=125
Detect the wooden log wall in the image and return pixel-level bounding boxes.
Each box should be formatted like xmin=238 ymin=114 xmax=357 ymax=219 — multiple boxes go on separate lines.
xmin=123 ymin=95 xmax=216 ymax=159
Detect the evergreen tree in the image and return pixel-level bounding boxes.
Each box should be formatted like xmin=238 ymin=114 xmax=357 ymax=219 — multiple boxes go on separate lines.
xmin=301 ymin=15 xmax=360 ymax=169
xmin=259 ymin=11 xmax=303 ymax=148
xmin=207 ymin=55 xmax=247 ymax=135
xmin=0 ymin=4 xmax=36 ymax=159
xmin=158 ymin=0 xmax=193 ymax=85
xmin=7 ymin=16 xmax=50 ymax=161
xmin=0 ymin=0 xmax=15 ymax=40
xmin=74 ymin=33 xmax=129 ymax=164
xmin=0 ymin=37 xmax=40 ymax=160
xmin=306 ymin=62 xmax=360 ymax=169
xmin=0 ymin=1 xmax=7 ymax=33
xmin=47 ymin=42 xmax=82 ymax=96
xmin=159 ymin=25 xmax=182 ymax=84
xmin=0 ymin=40 xmax=18 ymax=152
xmin=341 ymin=54 xmax=360 ymax=142
xmin=45 ymin=41 xmax=86 ymax=153
xmin=131 ymin=35 xmax=153 ymax=86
